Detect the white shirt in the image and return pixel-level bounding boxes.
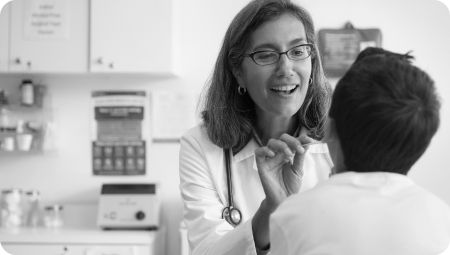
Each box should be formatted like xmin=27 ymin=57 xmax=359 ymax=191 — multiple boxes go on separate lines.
xmin=179 ymin=125 xmax=333 ymax=255
xmin=270 ymin=171 xmax=450 ymax=255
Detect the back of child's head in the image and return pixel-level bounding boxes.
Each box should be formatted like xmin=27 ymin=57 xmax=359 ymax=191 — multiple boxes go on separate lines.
xmin=329 ymin=47 xmax=440 ymax=175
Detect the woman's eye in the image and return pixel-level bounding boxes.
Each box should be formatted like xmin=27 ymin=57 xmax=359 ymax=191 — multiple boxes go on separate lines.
xmin=292 ymin=49 xmax=305 ymax=56
xmin=255 ymin=52 xmax=276 ymax=60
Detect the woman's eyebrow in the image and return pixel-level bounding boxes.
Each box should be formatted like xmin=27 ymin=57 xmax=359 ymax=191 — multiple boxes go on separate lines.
xmin=251 ymin=38 xmax=308 ymax=51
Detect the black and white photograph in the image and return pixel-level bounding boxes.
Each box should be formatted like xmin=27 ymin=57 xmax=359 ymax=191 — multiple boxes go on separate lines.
xmin=0 ymin=0 xmax=449 ymax=255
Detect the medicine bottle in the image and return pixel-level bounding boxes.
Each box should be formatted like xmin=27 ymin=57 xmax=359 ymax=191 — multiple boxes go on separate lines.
xmin=20 ymin=79 xmax=34 ymax=106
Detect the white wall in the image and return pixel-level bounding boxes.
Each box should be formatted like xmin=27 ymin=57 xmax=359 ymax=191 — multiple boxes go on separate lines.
xmin=298 ymin=0 xmax=450 ymax=203
xmin=0 ymin=1 xmax=449 ymax=255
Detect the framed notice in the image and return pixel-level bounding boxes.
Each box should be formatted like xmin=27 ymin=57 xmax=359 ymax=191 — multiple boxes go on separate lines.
xmin=23 ymin=0 xmax=70 ymax=40
xmin=318 ymin=22 xmax=382 ymax=77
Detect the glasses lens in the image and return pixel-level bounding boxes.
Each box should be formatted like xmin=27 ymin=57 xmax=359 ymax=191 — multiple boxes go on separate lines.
xmin=288 ymin=45 xmax=312 ymax=60
xmin=253 ymin=51 xmax=279 ymax=65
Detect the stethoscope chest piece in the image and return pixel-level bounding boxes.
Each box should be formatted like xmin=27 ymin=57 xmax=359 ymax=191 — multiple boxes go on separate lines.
xmin=222 ymin=206 xmax=242 ymax=226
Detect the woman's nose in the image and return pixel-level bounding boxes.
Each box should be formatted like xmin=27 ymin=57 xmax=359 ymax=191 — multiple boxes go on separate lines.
xmin=275 ymin=54 xmax=295 ymax=77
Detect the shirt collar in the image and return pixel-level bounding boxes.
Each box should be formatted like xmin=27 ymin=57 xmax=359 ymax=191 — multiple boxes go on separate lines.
xmin=329 ymin=171 xmax=413 ymax=188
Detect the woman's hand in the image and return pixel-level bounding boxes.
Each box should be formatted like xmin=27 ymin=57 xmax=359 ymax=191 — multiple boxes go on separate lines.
xmin=255 ymin=134 xmax=314 ymax=211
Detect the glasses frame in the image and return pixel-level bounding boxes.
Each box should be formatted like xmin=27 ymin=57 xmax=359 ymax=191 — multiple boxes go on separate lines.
xmin=245 ymin=43 xmax=314 ymax=66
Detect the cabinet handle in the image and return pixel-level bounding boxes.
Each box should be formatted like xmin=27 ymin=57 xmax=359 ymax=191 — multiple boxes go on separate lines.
xmin=26 ymin=61 xmax=32 ymax=68
xmin=60 ymin=246 xmax=68 ymax=255
xmin=96 ymin=58 xmax=104 ymax=65
xmin=14 ymin=58 xmax=21 ymax=64
xmin=109 ymin=62 xmax=114 ymax=69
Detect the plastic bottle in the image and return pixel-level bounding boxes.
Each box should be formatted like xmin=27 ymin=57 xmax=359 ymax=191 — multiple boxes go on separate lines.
xmin=20 ymin=79 xmax=34 ymax=106
xmin=25 ymin=190 xmax=41 ymax=227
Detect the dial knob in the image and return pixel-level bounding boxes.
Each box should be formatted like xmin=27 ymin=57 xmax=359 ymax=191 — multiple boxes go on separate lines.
xmin=135 ymin=211 xmax=146 ymax=220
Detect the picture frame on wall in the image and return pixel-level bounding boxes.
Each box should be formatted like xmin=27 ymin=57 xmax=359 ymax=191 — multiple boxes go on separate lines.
xmin=318 ymin=22 xmax=382 ymax=77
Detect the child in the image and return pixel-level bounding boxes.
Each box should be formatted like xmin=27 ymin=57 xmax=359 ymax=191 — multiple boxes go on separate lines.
xmin=270 ymin=47 xmax=450 ymax=255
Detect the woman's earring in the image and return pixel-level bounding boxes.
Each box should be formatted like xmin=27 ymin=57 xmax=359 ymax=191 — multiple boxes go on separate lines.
xmin=238 ymin=86 xmax=247 ymax=95
xmin=309 ymin=76 xmax=313 ymax=85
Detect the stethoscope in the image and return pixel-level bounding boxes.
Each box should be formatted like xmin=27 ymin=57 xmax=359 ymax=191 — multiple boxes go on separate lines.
xmin=221 ymin=148 xmax=242 ymax=226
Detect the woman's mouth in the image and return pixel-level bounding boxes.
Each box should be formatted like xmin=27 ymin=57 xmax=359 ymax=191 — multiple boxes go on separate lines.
xmin=270 ymin=85 xmax=299 ymax=95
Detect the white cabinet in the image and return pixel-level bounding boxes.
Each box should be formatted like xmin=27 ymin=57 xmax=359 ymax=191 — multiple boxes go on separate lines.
xmin=90 ymin=0 xmax=175 ymax=74
xmin=4 ymin=244 xmax=80 ymax=255
xmin=8 ymin=0 xmax=88 ymax=73
xmin=1 ymin=227 xmax=162 ymax=255
xmin=0 ymin=3 xmax=9 ymax=72
xmin=4 ymin=244 xmax=151 ymax=255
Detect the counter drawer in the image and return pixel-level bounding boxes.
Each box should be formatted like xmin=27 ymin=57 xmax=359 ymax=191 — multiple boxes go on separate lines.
xmin=3 ymin=244 xmax=152 ymax=255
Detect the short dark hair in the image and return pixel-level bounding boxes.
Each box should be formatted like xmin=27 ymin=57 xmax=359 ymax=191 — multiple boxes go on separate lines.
xmin=330 ymin=47 xmax=440 ymax=175
xmin=201 ymin=0 xmax=331 ymax=150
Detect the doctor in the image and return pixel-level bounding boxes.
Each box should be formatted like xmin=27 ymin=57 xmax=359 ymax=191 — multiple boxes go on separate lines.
xmin=179 ymin=0 xmax=333 ymax=254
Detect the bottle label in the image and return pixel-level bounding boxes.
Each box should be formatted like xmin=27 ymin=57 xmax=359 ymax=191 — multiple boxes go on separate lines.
xmin=22 ymin=83 xmax=34 ymax=105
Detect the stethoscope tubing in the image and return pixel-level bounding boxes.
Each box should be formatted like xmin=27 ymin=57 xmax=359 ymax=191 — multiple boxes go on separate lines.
xmin=223 ymin=148 xmax=242 ymax=226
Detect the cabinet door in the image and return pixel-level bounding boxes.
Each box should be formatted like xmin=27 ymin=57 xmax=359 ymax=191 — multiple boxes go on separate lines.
xmin=90 ymin=0 xmax=174 ymax=74
xmin=0 ymin=2 xmax=9 ymax=72
xmin=8 ymin=0 xmax=88 ymax=73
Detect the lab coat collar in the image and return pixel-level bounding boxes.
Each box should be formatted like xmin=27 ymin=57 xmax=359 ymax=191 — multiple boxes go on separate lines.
xmin=233 ymin=138 xmax=259 ymax=163
xmin=233 ymin=126 xmax=307 ymax=163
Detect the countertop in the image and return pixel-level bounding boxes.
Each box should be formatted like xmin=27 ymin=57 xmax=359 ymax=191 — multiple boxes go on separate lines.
xmin=0 ymin=227 xmax=158 ymax=244
xmin=0 ymin=203 xmax=163 ymax=245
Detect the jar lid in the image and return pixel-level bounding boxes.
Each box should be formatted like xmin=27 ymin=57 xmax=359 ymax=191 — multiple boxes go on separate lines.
xmin=45 ymin=204 xmax=63 ymax=211
xmin=1 ymin=188 xmax=23 ymax=194
xmin=25 ymin=190 xmax=40 ymax=196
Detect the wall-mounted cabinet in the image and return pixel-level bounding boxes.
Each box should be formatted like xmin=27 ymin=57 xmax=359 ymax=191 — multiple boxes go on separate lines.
xmin=90 ymin=0 xmax=175 ymax=74
xmin=7 ymin=0 xmax=88 ymax=73
xmin=0 ymin=0 xmax=175 ymax=74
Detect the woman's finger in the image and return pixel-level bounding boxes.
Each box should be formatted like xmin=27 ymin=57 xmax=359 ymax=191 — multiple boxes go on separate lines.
xmin=266 ymin=139 xmax=294 ymax=158
xmin=255 ymin=146 xmax=275 ymax=159
xmin=298 ymin=136 xmax=317 ymax=149
xmin=280 ymin=133 xmax=305 ymax=154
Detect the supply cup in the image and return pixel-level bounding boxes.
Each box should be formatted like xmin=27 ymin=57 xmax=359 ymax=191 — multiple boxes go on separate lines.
xmin=1 ymin=137 xmax=15 ymax=151
xmin=16 ymin=134 xmax=33 ymax=151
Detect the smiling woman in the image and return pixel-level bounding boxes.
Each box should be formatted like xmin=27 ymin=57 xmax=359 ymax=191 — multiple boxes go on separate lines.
xmin=234 ymin=13 xmax=313 ymax=132
xmin=178 ymin=0 xmax=333 ymax=255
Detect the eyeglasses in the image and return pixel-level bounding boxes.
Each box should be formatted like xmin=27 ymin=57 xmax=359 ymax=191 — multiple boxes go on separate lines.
xmin=245 ymin=43 xmax=314 ymax=66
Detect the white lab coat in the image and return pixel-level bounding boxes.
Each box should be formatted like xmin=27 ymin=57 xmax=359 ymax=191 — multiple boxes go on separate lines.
xmin=179 ymin=125 xmax=333 ymax=255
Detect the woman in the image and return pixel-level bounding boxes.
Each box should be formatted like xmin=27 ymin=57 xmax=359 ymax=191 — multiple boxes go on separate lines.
xmin=179 ymin=0 xmax=333 ymax=254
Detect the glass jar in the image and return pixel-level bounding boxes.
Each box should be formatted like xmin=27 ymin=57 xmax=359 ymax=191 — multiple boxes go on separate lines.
xmin=0 ymin=188 xmax=25 ymax=228
xmin=43 ymin=204 xmax=63 ymax=228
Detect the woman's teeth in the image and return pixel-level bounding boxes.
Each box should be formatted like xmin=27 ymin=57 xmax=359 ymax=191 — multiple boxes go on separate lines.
xmin=270 ymin=85 xmax=299 ymax=94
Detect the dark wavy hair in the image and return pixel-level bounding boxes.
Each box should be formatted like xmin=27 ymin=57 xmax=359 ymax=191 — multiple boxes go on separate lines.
xmin=201 ymin=0 xmax=331 ymax=150
xmin=330 ymin=47 xmax=441 ymax=174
